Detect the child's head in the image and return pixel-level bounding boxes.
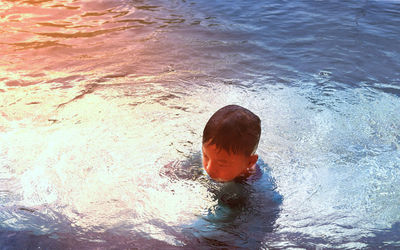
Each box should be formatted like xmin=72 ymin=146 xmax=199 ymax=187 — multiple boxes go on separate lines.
xmin=202 ymin=105 xmax=261 ymax=182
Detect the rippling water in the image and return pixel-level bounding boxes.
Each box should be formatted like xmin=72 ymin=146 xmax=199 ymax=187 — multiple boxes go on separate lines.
xmin=1 ymin=0 xmax=400 ymax=249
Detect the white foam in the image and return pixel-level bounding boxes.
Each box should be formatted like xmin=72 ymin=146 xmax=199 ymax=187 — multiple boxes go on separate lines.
xmin=1 ymin=81 xmax=400 ymax=245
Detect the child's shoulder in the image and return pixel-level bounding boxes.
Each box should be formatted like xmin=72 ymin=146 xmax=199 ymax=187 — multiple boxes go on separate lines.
xmin=254 ymin=159 xmax=283 ymax=204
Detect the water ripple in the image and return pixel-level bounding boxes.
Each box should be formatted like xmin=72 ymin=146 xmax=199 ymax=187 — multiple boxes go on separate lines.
xmin=1 ymin=0 xmax=400 ymax=248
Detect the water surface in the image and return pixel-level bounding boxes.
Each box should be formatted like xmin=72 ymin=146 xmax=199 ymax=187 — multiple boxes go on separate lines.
xmin=1 ymin=0 xmax=400 ymax=248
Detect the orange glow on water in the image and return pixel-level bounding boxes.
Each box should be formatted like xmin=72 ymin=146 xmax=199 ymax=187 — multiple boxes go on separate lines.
xmin=0 ymin=2 xmax=225 ymax=236
xmin=0 ymin=0 xmax=198 ymax=127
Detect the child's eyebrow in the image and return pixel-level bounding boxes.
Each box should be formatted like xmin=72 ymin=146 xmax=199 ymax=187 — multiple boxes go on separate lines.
xmin=217 ymin=159 xmax=228 ymax=164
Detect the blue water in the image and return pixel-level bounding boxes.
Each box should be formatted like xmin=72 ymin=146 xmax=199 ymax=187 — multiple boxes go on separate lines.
xmin=1 ymin=0 xmax=400 ymax=249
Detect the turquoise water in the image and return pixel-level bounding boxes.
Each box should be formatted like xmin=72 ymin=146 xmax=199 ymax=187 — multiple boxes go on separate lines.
xmin=1 ymin=0 xmax=400 ymax=248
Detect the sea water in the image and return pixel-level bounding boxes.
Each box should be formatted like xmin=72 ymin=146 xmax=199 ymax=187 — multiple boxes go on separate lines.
xmin=1 ymin=0 xmax=400 ymax=248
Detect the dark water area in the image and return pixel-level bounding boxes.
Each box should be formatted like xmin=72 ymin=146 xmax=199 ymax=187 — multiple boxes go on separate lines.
xmin=1 ymin=0 xmax=400 ymax=249
xmin=197 ymin=0 xmax=400 ymax=86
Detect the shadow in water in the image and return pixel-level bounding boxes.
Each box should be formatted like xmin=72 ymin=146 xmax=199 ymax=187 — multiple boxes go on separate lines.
xmin=0 ymin=230 xmax=177 ymax=250
xmin=360 ymin=222 xmax=400 ymax=248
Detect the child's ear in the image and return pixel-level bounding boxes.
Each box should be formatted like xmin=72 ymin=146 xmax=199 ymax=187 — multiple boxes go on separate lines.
xmin=248 ymin=154 xmax=258 ymax=167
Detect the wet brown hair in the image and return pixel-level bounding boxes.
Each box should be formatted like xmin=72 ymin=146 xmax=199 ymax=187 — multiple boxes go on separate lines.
xmin=202 ymin=105 xmax=261 ymax=156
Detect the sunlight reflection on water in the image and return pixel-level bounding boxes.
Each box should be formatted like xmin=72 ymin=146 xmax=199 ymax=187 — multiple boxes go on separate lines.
xmin=1 ymin=0 xmax=400 ymax=248
xmin=2 ymin=79 xmax=400 ymax=247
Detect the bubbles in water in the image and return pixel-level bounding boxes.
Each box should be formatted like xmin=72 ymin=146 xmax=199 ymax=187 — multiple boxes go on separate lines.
xmin=257 ymin=82 xmax=400 ymax=246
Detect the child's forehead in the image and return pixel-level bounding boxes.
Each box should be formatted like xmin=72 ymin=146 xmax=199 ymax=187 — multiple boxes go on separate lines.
xmin=202 ymin=143 xmax=239 ymax=157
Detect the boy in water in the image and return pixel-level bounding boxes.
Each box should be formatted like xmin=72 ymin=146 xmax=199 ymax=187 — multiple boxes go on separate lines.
xmin=202 ymin=105 xmax=261 ymax=182
xmin=160 ymin=105 xmax=281 ymax=246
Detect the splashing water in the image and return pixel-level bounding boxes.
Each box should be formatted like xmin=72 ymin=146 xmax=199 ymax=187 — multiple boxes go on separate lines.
xmin=1 ymin=0 xmax=400 ymax=248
